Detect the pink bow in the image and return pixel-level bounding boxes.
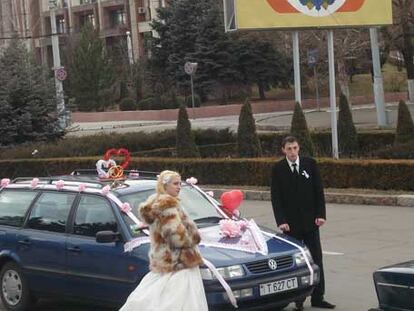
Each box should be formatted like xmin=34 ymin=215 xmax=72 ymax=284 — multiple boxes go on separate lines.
xmin=101 ymin=185 xmax=110 ymax=195
xmin=56 ymin=180 xmax=65 ymax=190
xmin=121 ymin=202 xmax=132 ymax=214
xmin=186 ymin=177 xmax=198 ymax=185
xmin=31 ymin=178 xmax=39 ymax=188
xmin=1 ymin=178 xmax=10 ymax=188
xmin=78 ymin=184 xmax=86 ymax=192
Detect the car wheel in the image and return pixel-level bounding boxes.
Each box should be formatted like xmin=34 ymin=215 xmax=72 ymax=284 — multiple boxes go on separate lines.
xmin=0 ymin=262 xmax=34 ymax=311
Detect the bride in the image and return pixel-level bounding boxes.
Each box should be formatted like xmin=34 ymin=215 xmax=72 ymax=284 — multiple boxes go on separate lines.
xmin=119 ymin=170 xmax=208 ymax=311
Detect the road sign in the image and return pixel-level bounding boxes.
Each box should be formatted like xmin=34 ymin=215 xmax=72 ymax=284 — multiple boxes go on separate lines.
xmin=184 ymin=62 xmax=198 ymax=75
xmin=55 ymin=67 xmax=67 ymax=81
xmin=307 ymin=49 xmax=319 ymax=67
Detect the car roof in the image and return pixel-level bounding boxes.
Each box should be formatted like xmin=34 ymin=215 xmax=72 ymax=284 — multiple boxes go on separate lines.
xmin=11 ymin=170 xmax=159 ymax=195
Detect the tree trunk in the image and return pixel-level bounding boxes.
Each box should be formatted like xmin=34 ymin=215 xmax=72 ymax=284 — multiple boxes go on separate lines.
xmin=337 ymin=58 xmax=351 ymax=103
xmin=400 ymin=0 xmax=414 ymax=101
xmin=258 ymin=81 xmax=266 ymax=100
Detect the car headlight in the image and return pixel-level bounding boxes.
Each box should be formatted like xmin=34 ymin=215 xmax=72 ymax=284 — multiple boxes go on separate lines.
xmin=294 ymin=249 xmax=313 ymax=266
xmin=200 ymin=265 xmax=245 ymax=280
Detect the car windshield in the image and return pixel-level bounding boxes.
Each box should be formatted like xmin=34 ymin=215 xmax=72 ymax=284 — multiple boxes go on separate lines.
xmin=119 ymin=185 xmax=223 ymax=237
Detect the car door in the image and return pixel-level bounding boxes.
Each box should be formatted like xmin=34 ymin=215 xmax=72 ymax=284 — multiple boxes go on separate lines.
xmin=66 ymin=194 xmax=135 ymax=304
xmin=16 ymin=191 xmax=76 ymax=295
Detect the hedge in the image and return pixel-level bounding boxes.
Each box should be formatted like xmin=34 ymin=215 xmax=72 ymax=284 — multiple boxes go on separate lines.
xmin=2 ymin=157 xmax=414 ymax=191
xmin=0 ymin=130 xmax=396 ymax=160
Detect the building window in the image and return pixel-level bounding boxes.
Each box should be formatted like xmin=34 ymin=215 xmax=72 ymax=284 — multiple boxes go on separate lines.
xmin=110 ymin=9 xmax=126 ymax=28
xmin=80 ymin=13 xmax=96 ymax=28
xmin=56 ymin=16 xmax=66 ymax=34
xmin=80 ymin=0 xmax=96 ymax=4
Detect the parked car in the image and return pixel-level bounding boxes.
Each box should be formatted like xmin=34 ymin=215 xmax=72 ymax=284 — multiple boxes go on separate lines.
xmin=372 ymin=260 xmax=414 ymax=311
xmin=0 ymin=171 xmax=319 ymax=311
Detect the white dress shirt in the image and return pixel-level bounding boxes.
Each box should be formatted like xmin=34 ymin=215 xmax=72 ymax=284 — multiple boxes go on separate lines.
xmin=286 ymin=157 xmax=300 ymax=174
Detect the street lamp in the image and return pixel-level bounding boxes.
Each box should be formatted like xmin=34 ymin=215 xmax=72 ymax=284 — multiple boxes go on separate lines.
xmin=184 ymin=62 xmax=198 ymax=119
xmin=49 ymin=0 xmax=67 ymax=129
xmin=126 ymin=31 xmax=134 ymax=65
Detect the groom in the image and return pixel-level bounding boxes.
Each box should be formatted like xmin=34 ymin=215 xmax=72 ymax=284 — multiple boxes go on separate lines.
xmin=270 ymin=136 xmax=335 ymax=310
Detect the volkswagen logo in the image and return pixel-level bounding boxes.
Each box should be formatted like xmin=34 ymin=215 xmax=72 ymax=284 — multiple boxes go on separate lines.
xmin=268 ymin=259 xmax=278 ymax=270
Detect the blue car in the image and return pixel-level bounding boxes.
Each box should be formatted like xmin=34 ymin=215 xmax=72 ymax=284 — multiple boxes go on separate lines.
xmin=372 ymin=260 xmax=414 ymax=311
xmin=0 ymin=172 xmax=319 ymax=311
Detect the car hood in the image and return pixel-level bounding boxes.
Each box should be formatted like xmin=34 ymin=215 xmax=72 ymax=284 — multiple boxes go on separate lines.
xmin=377 ymin=260 xmax=414 ymax=275
xmin=197 ymin=224 xmax=303 ymax=267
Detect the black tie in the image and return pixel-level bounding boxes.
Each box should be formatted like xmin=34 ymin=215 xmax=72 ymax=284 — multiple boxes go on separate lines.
xmin=292 ymin=163 xmax=299 ymax=176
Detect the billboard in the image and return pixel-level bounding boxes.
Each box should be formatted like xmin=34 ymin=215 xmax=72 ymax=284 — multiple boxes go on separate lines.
xmin=224 ymin=0 xmax=392 ymax=31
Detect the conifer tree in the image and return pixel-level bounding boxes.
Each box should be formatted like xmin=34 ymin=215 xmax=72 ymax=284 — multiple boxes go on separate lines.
xmin=237 ymin=99 xmax=262 ymax=157
xmin=176 ymin=106 xmax=200 ymax=158
xmin=68 ymin=26 xmax=114 ymax=111
xmin=290 ymin=102 xmax=314 ymax=156
xmin=394 ymin=100 xmax=414 ymax=145
xmin=0 ymin=39 xmax=62 ymax=146
xmin=338 ymin=93 xmax=359 ymax=156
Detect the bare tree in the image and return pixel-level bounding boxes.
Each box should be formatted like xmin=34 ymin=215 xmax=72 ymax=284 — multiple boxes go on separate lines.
xmin=386 ymin=0 xmax=414 ymax=101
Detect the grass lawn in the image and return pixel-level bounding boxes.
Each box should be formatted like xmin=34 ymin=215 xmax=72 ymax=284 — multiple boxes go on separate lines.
xmin=248 ymin=62 xmax=408 ymax=101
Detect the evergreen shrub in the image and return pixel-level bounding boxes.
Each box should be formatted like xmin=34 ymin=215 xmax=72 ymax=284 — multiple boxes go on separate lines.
xmin=237 ymin=99 xmax=262 ymax=157
xmin=338 ymin=93 xmax=358 ymax=156
xmin=290 ymin=102 xmax=314 ymax=156
xmin=394 ymin=100 xmax=414 ymax=145
xmin=119 ymin=98 xmax=137 ymax=111
xmin=176 ymin=106 xmax=200 ymax=158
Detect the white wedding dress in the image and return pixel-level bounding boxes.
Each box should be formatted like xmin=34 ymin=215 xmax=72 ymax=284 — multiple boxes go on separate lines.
xmin=119 ymin=266 xmax=208 ymax=311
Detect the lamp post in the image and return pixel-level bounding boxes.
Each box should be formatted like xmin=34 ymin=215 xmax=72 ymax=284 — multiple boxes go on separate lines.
xmin=126 ymin=31 xmax=134 ymax=65
xmin=49 ymin=0 xmax=67 ymax=129
xmin=184 ymin=62 xmax=198 ymax=119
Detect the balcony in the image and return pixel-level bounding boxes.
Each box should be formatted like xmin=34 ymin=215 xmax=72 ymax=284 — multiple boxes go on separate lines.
xmin=71 ymin=0 xmax=97 ymax=13
xmin=101 ymin=0 xmax=125 ymax=8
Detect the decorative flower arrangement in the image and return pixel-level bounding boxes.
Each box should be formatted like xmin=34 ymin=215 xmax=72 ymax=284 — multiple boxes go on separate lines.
xmin=219 ymin=219 xmax=249 ymax=238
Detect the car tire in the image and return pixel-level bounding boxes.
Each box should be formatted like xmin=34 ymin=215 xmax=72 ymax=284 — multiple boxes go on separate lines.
xmin=0 ymin=262 xmax=35 ymax=311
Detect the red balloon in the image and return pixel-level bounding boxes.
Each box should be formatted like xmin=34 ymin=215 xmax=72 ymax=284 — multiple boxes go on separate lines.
xmin=220 ymin=190 xmax=244 ymax=212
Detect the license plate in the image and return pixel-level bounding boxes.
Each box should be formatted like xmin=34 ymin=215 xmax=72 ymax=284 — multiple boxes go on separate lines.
xmin=259 ymin=277 xmax=298 ymax=296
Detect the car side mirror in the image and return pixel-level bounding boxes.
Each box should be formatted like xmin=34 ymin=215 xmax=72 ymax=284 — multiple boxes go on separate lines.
xmin=96 ymin=231 xmax=121 ymax=243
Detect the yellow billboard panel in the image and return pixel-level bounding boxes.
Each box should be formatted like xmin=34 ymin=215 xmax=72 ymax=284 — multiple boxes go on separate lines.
xmin=234 ymin=0 xmax=392 ymax=30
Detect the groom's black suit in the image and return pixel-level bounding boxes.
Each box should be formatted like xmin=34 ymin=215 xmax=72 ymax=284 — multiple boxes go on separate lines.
xmin=271 ymin=156 xmax=326 ymax=302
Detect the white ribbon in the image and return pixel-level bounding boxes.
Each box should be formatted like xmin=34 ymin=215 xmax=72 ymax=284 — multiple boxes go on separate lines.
xmin=262 ymin=231 xmax=315 ymax=285
xmin=203 ymin=258 xmax=238 ymax=308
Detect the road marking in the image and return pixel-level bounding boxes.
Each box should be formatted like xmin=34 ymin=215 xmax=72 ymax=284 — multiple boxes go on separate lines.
xmin=323 ymin=251 xmax=344 ymax=256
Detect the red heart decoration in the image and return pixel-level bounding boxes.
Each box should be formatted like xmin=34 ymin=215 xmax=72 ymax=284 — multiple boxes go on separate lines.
xmin=220 ymin=190 xmax=244 ymax=213
xmin=103 ymin=148 xmax=131 ymax=169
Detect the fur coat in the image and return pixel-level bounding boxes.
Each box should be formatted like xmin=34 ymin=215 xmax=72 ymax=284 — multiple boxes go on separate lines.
xmin=139 ymin=193 xmax=203 ymax=273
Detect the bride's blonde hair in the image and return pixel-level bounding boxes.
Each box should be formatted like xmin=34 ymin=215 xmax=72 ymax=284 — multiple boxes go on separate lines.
xmin=156 ymin=170 xmax=181 ymax=195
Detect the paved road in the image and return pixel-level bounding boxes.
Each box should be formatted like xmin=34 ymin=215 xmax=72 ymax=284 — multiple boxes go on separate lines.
xmin=1 ymin=201 xmax=413 ymax=311
xmin=67 ymin=102 xmax=414 ymax=136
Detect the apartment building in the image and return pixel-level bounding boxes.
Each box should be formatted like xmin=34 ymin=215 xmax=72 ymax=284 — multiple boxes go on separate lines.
xmin=0 ymin=0 xmax=165 ymax=67
xmin=0 ymin=0 xmax=42 ymax=54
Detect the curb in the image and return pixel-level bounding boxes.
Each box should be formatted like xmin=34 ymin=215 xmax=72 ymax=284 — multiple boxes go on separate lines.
xmin=203 ymin=188 xmax=414 ymax=207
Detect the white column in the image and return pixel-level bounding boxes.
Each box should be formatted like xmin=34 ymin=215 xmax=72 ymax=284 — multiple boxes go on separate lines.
xmin=292 ymin=31 xmax=301 ymax=104
xmin=327 ymin=30 xmax=339 ymax=159
xmin=369 ymin=27 xmax=387 ymax=126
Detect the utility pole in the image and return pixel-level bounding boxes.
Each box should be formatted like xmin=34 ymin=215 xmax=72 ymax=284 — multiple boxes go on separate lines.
xmin=369 ymin=27 xmax=387 ymax=127
xmin=49 ymin=0 xmax=67 ymax=129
